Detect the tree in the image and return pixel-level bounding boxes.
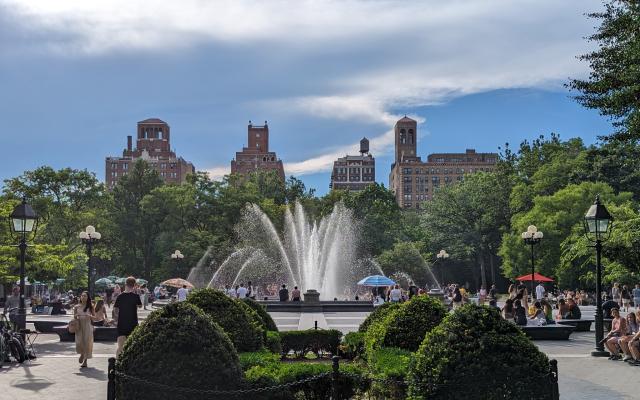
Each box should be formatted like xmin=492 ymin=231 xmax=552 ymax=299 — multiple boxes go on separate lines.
xmin=568 ymin=1 xmax=640 ymax=142
xmin=376 ymin=242 xmax=432 ymax=286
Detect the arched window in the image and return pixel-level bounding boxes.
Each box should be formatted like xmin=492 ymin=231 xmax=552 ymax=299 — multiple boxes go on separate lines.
xmin=408 ymin=129 xmax=414 ymax=144
xmin=400 ymin=129 xmax=406 ymax=144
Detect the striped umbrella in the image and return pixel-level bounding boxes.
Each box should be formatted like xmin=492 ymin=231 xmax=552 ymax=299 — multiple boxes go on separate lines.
xmin=357 ymin=275 xmax=396 ymax=287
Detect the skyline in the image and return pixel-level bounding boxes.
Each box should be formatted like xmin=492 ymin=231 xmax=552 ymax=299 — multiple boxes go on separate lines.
xmin=0 ymin=1 xmax=615 ymax=194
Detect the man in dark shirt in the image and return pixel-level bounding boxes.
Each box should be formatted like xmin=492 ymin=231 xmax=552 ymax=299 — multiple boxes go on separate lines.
xmin=408 ymin=282 xmax=418 ymax=299
xmin=114 ymin=276 xmax=142 ymax=357
xmin=602 ymin=295 xmax=618 ymax=319
xmin=488 ymin=284 xmax=497 ymax=300
xmin=565 ymin=298 xmax=582 ymax=319
xmin=279 ymin=284 xmax=289 ymax=302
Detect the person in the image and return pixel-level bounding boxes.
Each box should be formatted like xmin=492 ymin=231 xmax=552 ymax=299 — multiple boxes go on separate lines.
xmin=3 ymin=287 xmax=20 ymax=322
xmin=92 ymin=299 xmax=110 ymax=326
xmin=112 ymin=284 xmax=121 ymax=304
xmin=237 ymin=283 xmax=248 ymax=299
xmin=530 ymin=301 xmax=547 ymax=325
xmin=488 ymin=298 xmax=501 ymax=313
xmin=501 ymin=298 xmax=515 ymax=321
xmin=373 ymin=294 xmax=385 ymax=306
xmin=507 ymin=284 xmax=516 ymax=300
xmin=612 ymin=282 xmax=622 ymax=308
xmin=246 ymin=281 xmax=254 ymax=299
xmin=225 ymin=284 xmax=236 ymax=298
xmin=556 ymin=298 xmax=568 ymax=320
xmin=73 ymin=291 xmax=94 ymax=368
xmin=514 ymin=299 xmax=527 ymax=326
xmin=279 ymin=284 xmax=289 ymax=302
xmin=452 ymin=287 xmax=462 ymax=309
xmin=602 ymin=295 xmax=619 ymax=319
xmin=633 ymin=284 xmax=640 ymax=312
xmin=291 ymin=286 xmax=301 ymax=301
xmin=114 ymin=277 xmax=142 ymax=357
xmin=389 ymin=285 xmax=402 ymax=303
xmin=564 ymin=298 xmax=582 ymax=319
xmin=619 ymin=312 xmax=639 ymax=362
xmin=535 ymin=282 xmax=545 ymax=301
xmin=408 ymin=282 xmax=418 ymax=299
xmin=541 ymin=299 xmax=553 ymax=324
xmin=621 ymin=285 xmax=631 ymax=312
xmin=603 ymin=307 xmax=627 ymax=360
xmin=488 ymin=284 xmax=497 ymax=300
xmin=478 ymin=285 xmax=487 ymax=305
xmin=140 ymin=284 xmax=149 ymax=310
xmin=176 ymin=285 xmax=189 ymax=302
xmin=625 ymin=311 xmax=640 ymax=365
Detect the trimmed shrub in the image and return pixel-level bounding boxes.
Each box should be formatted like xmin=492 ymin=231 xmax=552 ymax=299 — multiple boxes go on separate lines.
xmin=266 ymin=330 xmax=282 ymax=354
xmin=358 ymin=302 xmax=401 ymax=333
xmin=243 ymin=298 xmax=279 ymax=331
xmin=408 ymin=304 xmax=553 ymax=400
xmin=116 ymin=302 xmax=243 ymax=400
xmin=238 ymin=350 xmax=281 ymax=371
xmin=187 ymin=288 xmax=264 ymax=352
xmin=245 ymin=361 xmax=369 ymax=400
xmin=368 ymin=347 xmax=412 ymax=399
xmin=366 ymin=295 xmax=446 ymax=354
xmin=339 ymin=331 xmax=365 ymax=360
xmin=280 ymin=329 xmax=342 ymax=358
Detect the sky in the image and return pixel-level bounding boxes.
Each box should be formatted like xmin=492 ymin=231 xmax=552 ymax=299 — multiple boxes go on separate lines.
xmin=0 ymin=0 xmax=613 ymax=195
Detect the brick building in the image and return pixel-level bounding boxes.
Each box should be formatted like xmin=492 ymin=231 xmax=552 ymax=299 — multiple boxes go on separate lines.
xmin=105 ymin=118 xmax=195 ymax=189
xmin=389 ymin=116 xmax=498 ymax=209
xmin=330 ymin=137 xmax=375 ymax=191
xmin=231 ymin=121 xmax=285 ymax=180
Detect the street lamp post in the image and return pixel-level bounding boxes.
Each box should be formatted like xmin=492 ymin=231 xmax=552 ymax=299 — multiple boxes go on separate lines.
xmin=171 ymin=250 xmax=184 ymax=276
xmin=79 ymin=225 xmax=101 ymax=299
xmin=9 ymin=198 xmax=39 ymax=334
xmin=521 ymin=225 xmax=543 ymax=296
xmin=583 ymin=195 xmax=613 ymax=357
xmin=435 ymin=249 xmax=449 ymax=286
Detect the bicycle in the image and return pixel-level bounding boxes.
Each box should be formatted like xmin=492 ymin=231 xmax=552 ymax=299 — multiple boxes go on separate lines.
xmin=0 ymin=308 xmax=28 ymax=364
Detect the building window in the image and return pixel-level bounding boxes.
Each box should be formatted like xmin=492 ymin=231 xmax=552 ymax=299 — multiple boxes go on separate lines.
xmin=400 ymin=129 xmax=406 ymax=144
xmin=122 ymin=163 xmax=128 ymax=170
xmin=404 ymin=202 xmax=412 ymax=208
xmin=403 ymin=168 xmax=411 ymax=175
xmin=111 ymin=163 xmax=117 ymax=169
xmin=256 ymin=143 xmax=260 ymax=148
xmin=256 ymin=133 xmax=260 ymax=137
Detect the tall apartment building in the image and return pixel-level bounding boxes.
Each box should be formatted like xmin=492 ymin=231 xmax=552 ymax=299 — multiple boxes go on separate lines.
xmin=231 ymin=121 xmax=285 ymax=180
xmin=389 ymin=116 xmax=498 ymax=209
xmin=105 ymin=118 xmax=195 ymax=189
xmin=330 ymin=137 xmax=375 ymax=191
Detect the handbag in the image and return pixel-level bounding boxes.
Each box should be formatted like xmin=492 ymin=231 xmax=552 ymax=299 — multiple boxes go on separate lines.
xmin=68 ymin=318 xmax=79 ymax=334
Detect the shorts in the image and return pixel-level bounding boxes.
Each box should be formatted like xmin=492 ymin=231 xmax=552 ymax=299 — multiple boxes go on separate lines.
xmin=634 ymin=298 xmax=640 ymax=306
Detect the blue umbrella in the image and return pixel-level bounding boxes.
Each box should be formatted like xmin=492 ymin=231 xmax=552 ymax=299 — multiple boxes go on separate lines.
xmin=357 ymin=275 xmax=396 ymax=287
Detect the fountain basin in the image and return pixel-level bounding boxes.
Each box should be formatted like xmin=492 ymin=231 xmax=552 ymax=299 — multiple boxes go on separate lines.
xmin=262 ymin=300 xmax=374 ymax=313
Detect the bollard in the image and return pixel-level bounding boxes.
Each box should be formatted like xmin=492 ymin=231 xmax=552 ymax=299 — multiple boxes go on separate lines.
xmin=331 ymin=355 xmax=340 ymax=400
xmin=108 ymin=357 xmax=116 ymax=400
xmin=315 ymin=320 xmax=318 ymax=330
xmin=549 ymin=359 xmax=559 ymax=400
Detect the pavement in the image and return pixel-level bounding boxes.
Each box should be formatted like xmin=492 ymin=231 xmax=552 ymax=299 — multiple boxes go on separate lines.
xmin=2 ymin=305 xmax=639 ymax=399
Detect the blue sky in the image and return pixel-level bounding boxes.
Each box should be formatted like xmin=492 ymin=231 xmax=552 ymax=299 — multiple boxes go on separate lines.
xmin=0 ymin=0 xmax=612 ymax=195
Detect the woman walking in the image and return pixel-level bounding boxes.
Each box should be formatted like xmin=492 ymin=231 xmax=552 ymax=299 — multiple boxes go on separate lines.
xmin=73 ymin=291 xmax=94 ymax=368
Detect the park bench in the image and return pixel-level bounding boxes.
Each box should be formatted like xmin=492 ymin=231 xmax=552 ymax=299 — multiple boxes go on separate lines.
xmin=52 ymin=325 xmax=119 ymax=342
xmin=520 ymin=324 xmax=575 ymax=340
xmin=31 ymin=320 xmax=69 ymax=333
xmin=556 ymin=319 xmax=593 ymax=332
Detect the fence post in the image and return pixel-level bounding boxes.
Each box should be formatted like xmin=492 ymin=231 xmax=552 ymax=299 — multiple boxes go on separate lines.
xmin=331 ymin=355 xmax=340 ymax=400
xmin=549 ymin=359 xmax=559 ymax=400
xmin=108 ymin=357 xmax=116 ymax=400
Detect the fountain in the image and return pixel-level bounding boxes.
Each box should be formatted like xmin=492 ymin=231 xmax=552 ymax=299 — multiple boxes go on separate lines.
xmin=205 ymin=201 xmax=387 ymax=300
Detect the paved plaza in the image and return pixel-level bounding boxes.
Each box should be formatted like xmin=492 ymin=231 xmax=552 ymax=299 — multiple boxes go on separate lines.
xmin=1 ymin=305 xmax=639 ymax=399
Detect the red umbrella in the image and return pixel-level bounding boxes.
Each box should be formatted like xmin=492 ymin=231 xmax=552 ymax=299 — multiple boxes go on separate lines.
xmin=515 ymin=272 xmax=554 ymax=282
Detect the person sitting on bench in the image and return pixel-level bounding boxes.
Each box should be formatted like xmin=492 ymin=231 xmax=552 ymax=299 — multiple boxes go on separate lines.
xmin=563 ymin=298 xmax=582 ymax=319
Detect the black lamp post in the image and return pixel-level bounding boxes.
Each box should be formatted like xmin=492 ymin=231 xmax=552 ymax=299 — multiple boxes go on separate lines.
xmin=9 ymin=197 xmax=39 ymax=334
xmin=79 ymin=225 xmax=101 ymax=299
xmin=171 ymin=250 xmax=184 ymax=276
xmin=583 ymin=195 xmax=613 ymax=357
xmin=435 ymin=249 xmax=449 ymax=287
xmin=521 ymin=225 xmax=543 ymax=296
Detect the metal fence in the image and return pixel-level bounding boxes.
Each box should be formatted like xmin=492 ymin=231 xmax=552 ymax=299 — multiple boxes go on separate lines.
xmin=107 ymin=356 xmax=559 ymax=400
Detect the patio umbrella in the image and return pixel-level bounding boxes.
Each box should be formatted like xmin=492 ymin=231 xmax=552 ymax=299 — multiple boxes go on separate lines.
xmin=357 ymin=275 xmax=396 ymax=287
xmin=106 ymin=275 xmax=118 ymax=282
xmin=95 ymin=278 xmax=113 ymax=288
xmin=161 ymin=278 xmax=194 ymax=289
xmin=115 ymin=277 xmax=126 ymax=285
xmin=136 ymin=278 xmax=148 ymax=286
xmin=515 ymin=272 xmax=554 ymax=282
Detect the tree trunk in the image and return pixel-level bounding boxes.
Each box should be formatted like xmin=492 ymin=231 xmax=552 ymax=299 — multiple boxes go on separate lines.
xmin=489 ymin=253 xmax=496 ymax=286
xmin=479 ymin=253 xmax=487 ymax=289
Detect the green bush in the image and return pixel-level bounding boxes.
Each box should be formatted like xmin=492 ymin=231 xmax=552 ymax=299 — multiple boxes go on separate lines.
xmin=243 ymin=298 xmax=279 ymax=331
xmin=366 ymin=295 xmax=446 ymax=354
xmin=280 ymin=329 xmax=342 ymax=358
xmin=358 ymin=302 xmax=401 ymax=333
xmin=116 ymin=302 xmax=243 ymax=400
xmin=245 ymin=361 xmax=369 ymax=400
xmin=187 ymin=288 xmax=264 ymax=352
xmin=408 ymin=304 xmax=553 ymax=400
xmin=340 ymin=331 xmax=365 ymax=360
xmin=238 ymin=350 xmax=281 ymax=371
xmin=266 ymin=330 xmax=282 ymax=354
xmin=368 ymin=347 xmax=412 ymax=399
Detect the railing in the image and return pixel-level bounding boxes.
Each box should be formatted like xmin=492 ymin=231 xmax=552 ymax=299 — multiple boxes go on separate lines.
xmin=107 ymin=356 xmax=559 ymax=400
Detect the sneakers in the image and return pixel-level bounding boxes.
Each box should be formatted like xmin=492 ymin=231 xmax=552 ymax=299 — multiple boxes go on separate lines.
xmin=622 ymin=356 xmax=632 ymax=362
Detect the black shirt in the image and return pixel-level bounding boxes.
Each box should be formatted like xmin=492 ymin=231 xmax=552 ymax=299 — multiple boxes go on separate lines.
xmin=279 ymin=288 xmax=289 ymax=302
xmin=602 ymin=300 xmax=618 ymax=319
xmin=114 ymin=292 xmax=142 ymax=336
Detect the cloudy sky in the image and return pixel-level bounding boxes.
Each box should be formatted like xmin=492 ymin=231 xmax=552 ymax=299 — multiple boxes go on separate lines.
xmin=0 ymin=0 xmax=612 ymax=194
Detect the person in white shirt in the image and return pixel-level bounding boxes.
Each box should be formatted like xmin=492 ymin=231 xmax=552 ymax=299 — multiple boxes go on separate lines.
xmin=225 ymin=284 xmax=236 ymax=298
xmin=389 ymin=285 xmax=402 ymax=302
xmin=237 ymin=283 xmax=248 ymax=299
xmin=535 ymin=283 xmax=545 ymax=301
xmin=176 ymin=285 xmax=189 ymax=302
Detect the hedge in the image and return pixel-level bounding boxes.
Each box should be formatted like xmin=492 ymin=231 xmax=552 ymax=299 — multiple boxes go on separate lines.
xmin=238 ymin=350 xmax=281 ymax=371
xmin=279 ymin=329 xmax=342 ymax=358
xmin=368 ymin=347 xmax=412 ymax=399
xmin=266 ymin=330 xmax=282 ymax=354
xmin=339 ymin=331 xmax=365 ymax=360
xmin=187 ymin=288 xmax=264 ymax=352
xmin=116 ymin=302 xmax=243 ymax=400
xmin=245 ymin=361 xmax=368 ymax=400
xmin=365 ymin=295 xmax=446 ymax=355
xmin=358 ymin=302 xmax=401 ymax=333
xmin=242 ymin=298 xmax=279 ymax=331
xmin=408 ymin=304 xmax=553 ymax=400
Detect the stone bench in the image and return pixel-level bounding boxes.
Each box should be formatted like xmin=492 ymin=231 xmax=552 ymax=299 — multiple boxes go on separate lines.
xmin=32 ymin=320 xmax=69 ymax=333
xmin=52 ymin=326 xmax=119 ymax=342
xmin=520 ymin=324 xmax=575 ymax=340
xmin=557 ymin=319 xmax=593 ymax=332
